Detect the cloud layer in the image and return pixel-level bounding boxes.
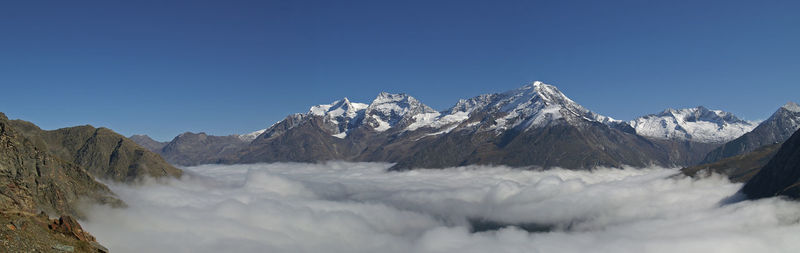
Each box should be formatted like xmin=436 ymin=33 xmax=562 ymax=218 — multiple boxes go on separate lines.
xmin=81 ymin=163 xmax=800 ymax=253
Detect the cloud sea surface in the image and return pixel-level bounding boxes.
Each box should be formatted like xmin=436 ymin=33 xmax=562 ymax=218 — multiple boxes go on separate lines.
xmin=81 ymin=162 xmax=800 ymax=253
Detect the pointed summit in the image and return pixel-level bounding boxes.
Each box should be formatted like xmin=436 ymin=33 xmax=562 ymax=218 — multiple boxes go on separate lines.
xmin=782 ymin=101 xmax=800 ymax=112
xmin=306 ymin=97 xmax=369 ymax=138
xmin=309 ymin=98 xmax=368 ymax=118
xmin=487 ymin=81 xmax=614 ymax=130
xmin=435 ymin=81 xmax=620 ymax=133
xmin=364 ymin=92 xmax=437 ymax=132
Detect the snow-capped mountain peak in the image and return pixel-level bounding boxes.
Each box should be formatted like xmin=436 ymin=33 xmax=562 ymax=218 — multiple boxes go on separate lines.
xmin=305 ymin=98 xmax=369 ymax=138
xmin=364 ymin=92 xmax=437 ymax=132
xmin=237 ymin=128 xmax=267 ymax=142
xmin=782 ymin=102 xmax=800 ymax=112
xmin=484 ymin=81 xmax=617 ymax=130
xmin=309 ymin=97 xmax=368 ymax=118
xmin=630 ymin=106 xmax=756 ymax=143
xmin=411 ymin=81 xmax=620 ymax=135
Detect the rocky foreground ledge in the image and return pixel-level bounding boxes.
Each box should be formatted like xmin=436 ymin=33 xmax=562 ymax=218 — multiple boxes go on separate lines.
xmin=0 ymin=211 xmax=107 ymax=252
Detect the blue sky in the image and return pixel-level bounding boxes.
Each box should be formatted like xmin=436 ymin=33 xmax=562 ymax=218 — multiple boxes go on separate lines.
xmin=1 ymin=0 xmax=798 ymax=141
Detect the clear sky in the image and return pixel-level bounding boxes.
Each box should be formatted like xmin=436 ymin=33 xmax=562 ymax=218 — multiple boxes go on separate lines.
xmin=1 ymin=0 xmax=798 ymax=141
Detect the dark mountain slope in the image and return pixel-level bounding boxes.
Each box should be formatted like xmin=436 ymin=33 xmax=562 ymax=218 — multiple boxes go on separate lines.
xmin=682 ymin=143 xmax=781 ymax=183
xmin=160 ymin=132 xmax=247 ymax=166
xmin=741 ymin=128 xmax=800 ymax=199
xmin=702 ymin=102 xmax=800 ymax=164
xmin=390 ymin=121 xmax=674 ymax=170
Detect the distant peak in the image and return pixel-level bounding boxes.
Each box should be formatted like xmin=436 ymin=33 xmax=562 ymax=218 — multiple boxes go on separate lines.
xmin=519 ymin=81 xmax=550 ymax=90
xmin=309 ymin=97 xmax=368 ymax=117
xmin=375 ymin=92 xmax=409 ymax=100
xmin=782 ymin=101 xmax=800 ymax=112
xmin=331 ymin=97 xmax=352 ymax=108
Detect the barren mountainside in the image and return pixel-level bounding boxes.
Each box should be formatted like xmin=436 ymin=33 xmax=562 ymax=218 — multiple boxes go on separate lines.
xmin=9 ymin=120 xmax=182 ymax=182
xmin=741 ymin=128 xmax=800 ymax=199
xmin=0 ymin=112 xmax=185 ymax=252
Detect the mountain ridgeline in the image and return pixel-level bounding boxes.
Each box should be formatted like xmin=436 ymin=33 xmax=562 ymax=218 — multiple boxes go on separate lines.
xmin=137 ymin=81 xmax=794 ymax=171
xmin=0 ymin=112 xmax=183 ymax=251
xmin=740 ymin=127 xmax=800 ymax=199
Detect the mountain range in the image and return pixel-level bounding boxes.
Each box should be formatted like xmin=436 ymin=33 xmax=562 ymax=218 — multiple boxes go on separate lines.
xmin=134 ymin=81 xmax=798 ymax=171
xmin=2 ymin=81 xmax=798 ymax=250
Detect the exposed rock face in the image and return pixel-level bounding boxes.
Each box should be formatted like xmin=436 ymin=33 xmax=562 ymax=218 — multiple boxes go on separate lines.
xmin=1 ymin=112 xmax=184 ymax=251
xmin=702 ymin=102 xmax=800 ymax=164
xmin=8 ymin=120 xmax=182 ymax=182
xmin=49 ymin=215 xmax=95 ymax=242
xmin=682 ymin=143 xmax=780 ymax=183
xmin=1 ymin=211 xmax=108 ymax=252
xmin=0 ymin=113 xmax=121 ymax=217
xmin=740 ymin=128 xmax=800 ymax=199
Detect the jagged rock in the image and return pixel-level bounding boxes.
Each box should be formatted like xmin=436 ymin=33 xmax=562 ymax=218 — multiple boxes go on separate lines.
xmin=1 ymin=211 xmax=108 ymax=252
xmin=49 ymin=215 xmax=95 ymax=242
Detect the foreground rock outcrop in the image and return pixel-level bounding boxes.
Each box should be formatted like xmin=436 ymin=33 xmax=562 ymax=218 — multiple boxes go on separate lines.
xmin=0 ymin=113 xmax=121 ymax=217
xmin=1 ymin=211 xmax=108 ymax=252
xmin=1 ymin=112 xmax=184 ymax=251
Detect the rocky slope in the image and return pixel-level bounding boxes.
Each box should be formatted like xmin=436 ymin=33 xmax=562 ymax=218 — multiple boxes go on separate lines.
xmin=702 ymin=102 xmax=800 ymax=164
xmin=1 ymin=211 xmax=109 ymax=252
xmin=681 ymin=143 xmax=781 ymax=183
xmin=159 ymin=132 xmax=248 ymax=166
xmin=9 ymin=120 xmax=182 ymax=182
xmin=1 ymin=112 xmax=184 ymax=251
xmin=1 ymin=113 xmax=122 ymax=217
xmin=740 ymin=128 xmax=800 ymax=199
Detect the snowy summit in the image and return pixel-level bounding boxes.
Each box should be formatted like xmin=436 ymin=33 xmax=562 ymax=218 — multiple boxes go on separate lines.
xmin=629 ymin=106 xmax=756 ymax=143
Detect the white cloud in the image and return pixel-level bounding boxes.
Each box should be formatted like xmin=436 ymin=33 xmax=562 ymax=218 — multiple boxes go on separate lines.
xmin=81 ymin=162 xmax=800 ymax=253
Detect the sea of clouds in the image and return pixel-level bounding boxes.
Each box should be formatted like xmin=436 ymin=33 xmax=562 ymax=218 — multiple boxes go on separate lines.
xmin=81 ymin=162 xmax=800 ymax=253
